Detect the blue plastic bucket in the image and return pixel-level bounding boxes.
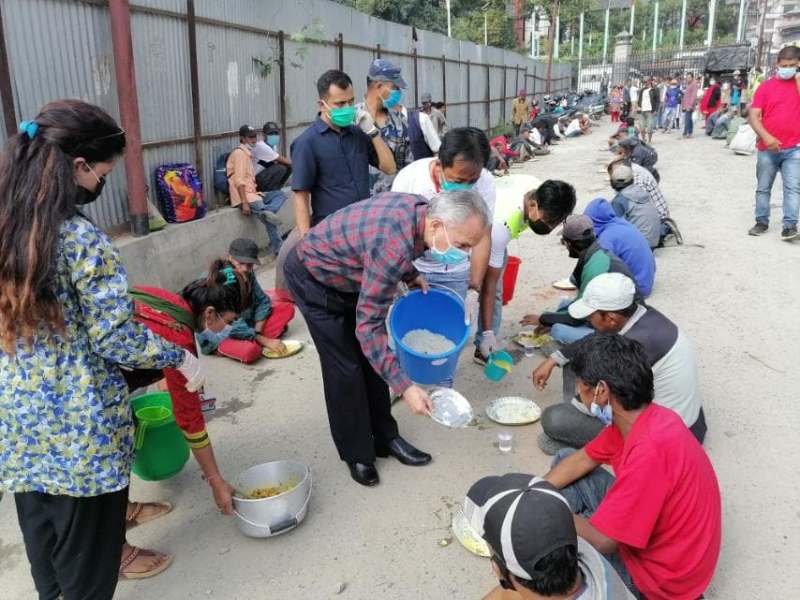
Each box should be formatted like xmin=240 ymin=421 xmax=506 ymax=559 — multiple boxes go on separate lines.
xmin=389 ymin=289 xmax=469 ymax=385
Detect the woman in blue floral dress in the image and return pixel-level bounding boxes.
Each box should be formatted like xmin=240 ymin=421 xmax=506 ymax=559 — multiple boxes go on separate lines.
xmin=0 ymin=100 xmax=205 ymax=600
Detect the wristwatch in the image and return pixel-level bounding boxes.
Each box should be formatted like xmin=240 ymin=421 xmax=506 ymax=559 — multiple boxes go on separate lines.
xmin=368 ymin=128 xmax=380 ymax=139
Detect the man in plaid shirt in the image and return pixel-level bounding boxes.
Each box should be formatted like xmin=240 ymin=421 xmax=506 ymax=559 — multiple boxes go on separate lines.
xmin=284 ymin=190 xmax=488 ymax=486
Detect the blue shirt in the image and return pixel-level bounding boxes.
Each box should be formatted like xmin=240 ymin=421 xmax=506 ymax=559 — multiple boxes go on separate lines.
xmin=290 ymin=116 xmax=379 ymax=226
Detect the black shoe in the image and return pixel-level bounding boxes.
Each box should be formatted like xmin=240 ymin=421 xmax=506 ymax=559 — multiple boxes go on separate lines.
xmin=375 ymin=437 xmax=432 ymax=466
xmin=348 ymin=462 xmax=379 ymax=486
xmin=781 ymin=226 xmax=799 ymax=242
xmin=473 ymin=347 xmax=488 ymax=366
xmin=748 ymin=222 xmax=769 ymax=236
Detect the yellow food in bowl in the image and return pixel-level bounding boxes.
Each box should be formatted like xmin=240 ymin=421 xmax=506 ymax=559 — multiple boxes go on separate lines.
xmin=244 ymin=479 xmax=299 ymax=499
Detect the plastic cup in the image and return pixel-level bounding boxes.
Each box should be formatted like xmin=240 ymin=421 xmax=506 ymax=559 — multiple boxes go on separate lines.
xmin=498 ymin=431 xmax=513 ymax=453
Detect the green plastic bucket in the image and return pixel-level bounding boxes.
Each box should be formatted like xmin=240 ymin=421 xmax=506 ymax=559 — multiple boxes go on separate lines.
xmin=131 ymin=392 xmax=190 ymax=481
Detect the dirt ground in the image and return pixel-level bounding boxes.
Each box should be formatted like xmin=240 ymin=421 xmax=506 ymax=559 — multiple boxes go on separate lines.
xmin=2 ymin=119 xmax=799 ymax=599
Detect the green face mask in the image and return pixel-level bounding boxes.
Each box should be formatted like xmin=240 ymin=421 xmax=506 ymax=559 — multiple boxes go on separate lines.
xmin=325 ymin=102 xmax=356 ymax=128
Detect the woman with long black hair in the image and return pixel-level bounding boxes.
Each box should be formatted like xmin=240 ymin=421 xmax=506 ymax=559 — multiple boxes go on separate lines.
xmin=0 ymin=99 xmax=203 ymax=599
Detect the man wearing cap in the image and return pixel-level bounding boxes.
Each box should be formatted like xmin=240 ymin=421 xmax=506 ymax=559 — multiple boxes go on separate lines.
xmin=283 ymin=190 xmax=489 ymax=487
xmin=608 ymin=162 xmax=662 ymax=249
xmin=358 ymin=58 xmax=429 ymax=193
xmin=252 ymin=121 xmax=292 ymax=193
xmin=543 ymin=334 xmax=721 ymax=600
xmin=521 ymin=215 xmax=639 ymax=347
xmin=226 ymin=125 xmax=286 ymax=256
xmin=534 ymin=273 xmax=706 ymax=454
xmin=511 ymin=89 xmax=530 ymax=136
xmin=421 ymin=92 xmax=448 ymax=137
xmin=464 ymin=474 xmax=635 ymax=600
xmin=615 ymin=136 xmax=659 ymax=182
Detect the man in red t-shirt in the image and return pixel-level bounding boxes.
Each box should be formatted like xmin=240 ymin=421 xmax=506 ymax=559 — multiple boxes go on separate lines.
xmin=747 ymin=45 xmax=800 ymax=241
xmin=544 ymin=333 xmax=721 ymax=600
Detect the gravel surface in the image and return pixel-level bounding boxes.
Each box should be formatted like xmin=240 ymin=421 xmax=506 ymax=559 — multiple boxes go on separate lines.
xmin=2 ymin=119 xmax=798 ymax=599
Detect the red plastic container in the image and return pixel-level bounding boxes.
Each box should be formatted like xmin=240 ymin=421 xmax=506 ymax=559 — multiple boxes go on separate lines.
xmin=502 ymin=256 xmax=522 ymax=305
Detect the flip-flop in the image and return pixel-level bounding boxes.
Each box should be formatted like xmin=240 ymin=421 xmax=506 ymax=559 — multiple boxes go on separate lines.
xmin=119 ymin=546 xmax=174 ymax=580
xmin=125 ymin=501 xmax=173 ymax=529
xmin=262 ymin=339 xmax=304 ymax=359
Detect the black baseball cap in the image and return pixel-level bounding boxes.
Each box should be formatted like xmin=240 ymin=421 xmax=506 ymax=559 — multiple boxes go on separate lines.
xmin=228 ymin=238 xmax=260 ymax=265
xmin=561 ymin=215 xmax=595 ymax=242
xmin=262 ymin=121 xmax=280 ymax=135
xmin=464 ymin=474 xmax=576 ymax=581
xmin=238 ymin=125 xmax=257 ymax=138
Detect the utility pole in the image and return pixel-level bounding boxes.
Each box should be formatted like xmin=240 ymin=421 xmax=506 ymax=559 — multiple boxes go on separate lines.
xmin=706 ymin=0 xmax=717 ymax=46
xmin=679 ymin=0 xmax=687 ymax=50
xmin=554 ymin=12 xmax=560 ymax=58
xmin=603 ymin=6 xmax=610 ymax=63
xmin=755 ymin=0 xmax=768 ymax=68
xmin=446 ymin=0 xmax=452 ymax=37
xmin=630 ymin=1 xmax=636 ymax=35
xmin=546 ymin=0 xmax=560 ymax=92
xmin=652 ymin=1 xmax=659 ymax=54
xmin=578 ymin=12 xmax=584 ymax=85
xmin=737 ymin=0 xmax=747 ymax=42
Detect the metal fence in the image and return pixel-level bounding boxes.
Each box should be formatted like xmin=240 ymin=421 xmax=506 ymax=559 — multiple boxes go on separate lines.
xmin=0 ymin=0 xmax=572 ymax=232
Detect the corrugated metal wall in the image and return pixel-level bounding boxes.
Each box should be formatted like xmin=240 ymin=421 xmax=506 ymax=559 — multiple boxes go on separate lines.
xmin=0 ymin=0 xmax=571 ymax=231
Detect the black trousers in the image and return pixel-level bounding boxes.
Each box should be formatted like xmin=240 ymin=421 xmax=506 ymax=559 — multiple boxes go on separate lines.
xmin=284 ymin=246 xmax=399 ymax=464
xmin=15 ymin=487 xmax=129 ymax=600
xmin=255 ymin=161 xmax=292 ymax=193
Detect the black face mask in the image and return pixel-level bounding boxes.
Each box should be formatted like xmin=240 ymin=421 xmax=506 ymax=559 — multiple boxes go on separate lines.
xmin=529 ymin=219 xmax=554 ymax=235
xmin=76 ymin=176 xmax=106 ymax=206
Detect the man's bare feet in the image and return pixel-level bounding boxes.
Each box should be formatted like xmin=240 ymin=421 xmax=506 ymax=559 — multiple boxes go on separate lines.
xmin=119 ymin=542 xmax=173 ymax=580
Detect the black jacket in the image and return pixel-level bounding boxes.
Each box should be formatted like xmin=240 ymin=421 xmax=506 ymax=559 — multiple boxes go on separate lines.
xmin=638 ymin=87 xmax=660 ymax=112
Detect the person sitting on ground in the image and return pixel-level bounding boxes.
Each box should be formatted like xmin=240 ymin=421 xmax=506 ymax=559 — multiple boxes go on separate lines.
xmin=121 ymin=262 xmax=248 ymax=579
xmin=475 ymin=179 xmax=576 ymax=364
xmin=534 ymin=273 xmax=707 ymax=455
xmin=528 ymin=123 xmax=550 ymax=154
xmin=553 ymin=117 xmax=568 ymax=140
xmin=583 ymin=198 xmax=655 ymax=297
xmin=725 ymin=106 xmax=748 ymax=146
xmin=615 ymin=136 xmax=659 ymax=181
xmin=564 ymin=114 xmax=584 ymax=138
xmin=543 ymin=333 xmax=721 ymax=600
xmin=712 ymin=107 xmax=736 ymax=139
xmin=252 ymin=121 xmax=292 ymax=193
xmin=608 ymin=163 xmax=662 ymax=249
xmin=490 ymin=134 xmax=520 ymax=164
xmin=509 ymin=127 xmax=536 ymax=161
xmin=198 ymin=238 xmax=296 ymax=363
xmin=487 ymin=143 xmax=510 ymax=175
xmin=520 ymin=215 xmax=640 ymax=347
xmin=704 ymin=105 xmax=727 ymax=136
xmin=465 ymin=474 xmax=635 ymax=600
xmin=227 ymin=125 xmax=286 ymax=256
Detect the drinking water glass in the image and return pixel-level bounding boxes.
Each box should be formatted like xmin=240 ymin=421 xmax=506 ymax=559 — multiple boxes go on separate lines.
xmin=498 ymin=431 xmax=513 ymax=453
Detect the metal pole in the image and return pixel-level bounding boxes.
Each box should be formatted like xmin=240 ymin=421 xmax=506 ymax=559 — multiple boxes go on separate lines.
xmin=706 ymin=0 xmax=717 ymax=46
xmin=0 ymin=1 xmax=17 ymax=138
xmin=502 ymin=66 xmax=507 ymax=123
xmin=109 ymin=0 xmax=148 ymax=236
xmin=186 ymin=0 xmax=203 ymax=184
xmin=441 ymin=55 xmax=447 ymax=115
xmin=630 ymin=1 xmax=636 ymax=36
xmin=446 ymin=0 xmax=452 ymax=37
xmin=545 ymin=0 xmax=558 ymax=93
xmin=554 ymin=11 xmax=560 ymax=59
xmin=578 ymin=12 xmax=584 ymax=82
xmin=376 ymin=43 xmax=382 ymax=59
xmin=466 ymin=60 xmax=471 ymax=126
xmin=486 ymin=64 xmax=490 ymax=130
xmin=278 ymin=31 xmax=287 ymax=157
xmin=755 ymin=0 xmax=768 ymax=69
xmin=413 ymin=48 xmax=419 ymax=109
xmin=603 ymin=7 xmax=610 ymax=64
xmin=737 ymin=0 xmax=747 ymax=42
xmin=337 ymin=32 xmax=344 ymax=70
xmin=679 ymin=0 xmax=687 ymax=50
xmin=652 ymin=1 xmax=659 ymax=54
xmin=484 ymin=11 xmax=488 ymax=46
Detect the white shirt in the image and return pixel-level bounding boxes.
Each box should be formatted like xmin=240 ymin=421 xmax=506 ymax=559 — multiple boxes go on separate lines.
xmin=251 ymin=140 xmax=279 ymax=175
xmin=530 ymin=128 xmax=542 ymax=145
xmin=641 ymin=88 xmax=653 ymax=112
xmin=417 ymin=111 xmax=441 ymax=153
xmin=391 ymin=157 xmax=496 ymax=274
xmin=565 ymin=119 xmax=581 ymax=136
xmin=629 ymin=86 xmax=639 ymax=101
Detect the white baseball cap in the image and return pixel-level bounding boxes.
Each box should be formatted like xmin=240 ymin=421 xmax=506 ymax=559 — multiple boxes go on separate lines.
xmin=568 ymin=273 xmax=637 ymax=320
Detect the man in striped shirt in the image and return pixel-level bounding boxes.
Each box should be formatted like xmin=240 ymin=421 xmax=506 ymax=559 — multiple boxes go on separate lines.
xmin=283 ymin=190 xmax=489 ymax=486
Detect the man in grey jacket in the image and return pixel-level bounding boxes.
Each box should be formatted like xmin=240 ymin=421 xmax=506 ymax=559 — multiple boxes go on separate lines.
xmin=608 ymin=163 xmax=661 ymax=248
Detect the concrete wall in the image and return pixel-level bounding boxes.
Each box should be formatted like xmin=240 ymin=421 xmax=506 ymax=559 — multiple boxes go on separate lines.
xmin=117 ymin=198 xmax=294 ymax=291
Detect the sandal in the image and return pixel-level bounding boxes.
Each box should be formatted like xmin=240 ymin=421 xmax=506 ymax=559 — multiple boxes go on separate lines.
xmin=119 ymin=546 xmax=174 ymax=580
xmin=125 ymin=501 xmax=173 ymax=529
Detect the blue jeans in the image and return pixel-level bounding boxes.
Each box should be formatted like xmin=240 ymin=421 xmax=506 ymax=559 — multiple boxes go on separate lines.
xmin=682 ymin=110 xmax=694 ymax=136
xmin=474 ymin=252 xmax=506 ymax=350
xmin=661 ymin=106 xmax=678 ymax=130
xmin=249 ymin=190 xmax=286 ymax=255
xmin=754 ymin=147 xmax=800 ymax=228
xmin=552 ymin=449 xmax=639 ymax=596
xmin=422 ymin=269 xmax=470 ymax=387
xmin=550 ymin=299 xmax=593 ymax=345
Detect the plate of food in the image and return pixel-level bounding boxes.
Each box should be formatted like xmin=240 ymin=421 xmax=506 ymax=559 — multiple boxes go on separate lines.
xmin=512 ymin=331 xmax=552 ymax=349
xmin=451 ymin=508 xmax=490 ymax=557
xmin=430 ymin=388 xmax=474 ymax=428
xmin=262 ymin=339 xmax=304 ymax=359
xmin=486 ymin=397 xmax=542 ymax=426
xmin=552 ymin=278 xmax=577 ymax=291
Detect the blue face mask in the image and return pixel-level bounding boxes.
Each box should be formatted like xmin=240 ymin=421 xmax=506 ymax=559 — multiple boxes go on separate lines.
xmin=589 ymin=385 xmax=613 ymax=426
xmin=383 ymin=88 xmax=403 ymax=109
xmin=431 ymin=225 xmax=469 ymax=265
xmin=266 ymin=134 xmax=280 ymax=147
xmin=777 ymin=66 xmax=797 ymax=80
xmin=197 ymin=323 xmax=232 ymax=348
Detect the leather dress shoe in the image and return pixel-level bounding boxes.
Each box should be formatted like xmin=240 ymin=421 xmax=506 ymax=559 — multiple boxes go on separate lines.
xmin=348 ymin=462 xmax=379 ymax=486
xmin=375 ymin=437 xmax=432 ymax=466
